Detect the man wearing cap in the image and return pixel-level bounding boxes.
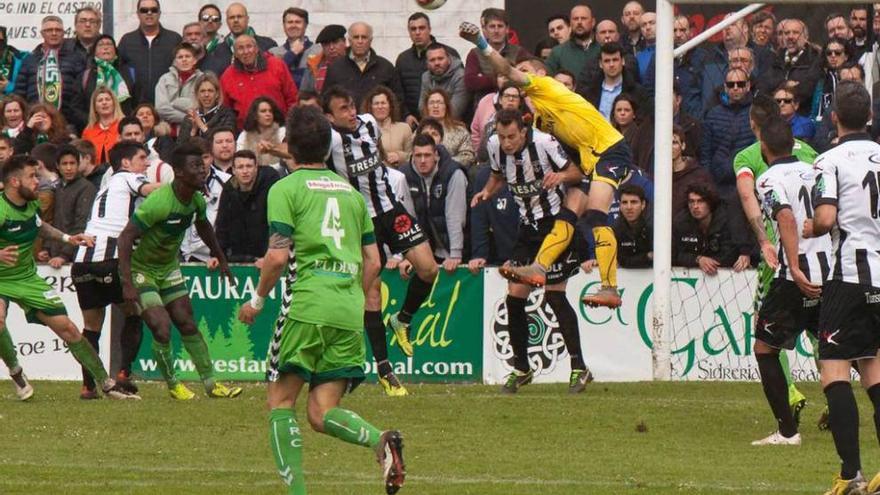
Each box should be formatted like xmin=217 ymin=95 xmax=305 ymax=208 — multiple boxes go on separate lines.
xmin=299 ymin=24 xmax=347 ymax=93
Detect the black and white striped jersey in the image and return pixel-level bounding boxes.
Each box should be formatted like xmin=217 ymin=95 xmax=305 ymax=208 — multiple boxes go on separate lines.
xmin=813 ymin=133 xmax=880 ymax=287
xmin=74 ymin=171 xmax=148 ymax=263
xmin=487 ymin=128 xmax=570 ymax=224
xmin=755 ymin=157 xmax=832 ymax=283
xmin=326 ymin=114 xmax=397 ymax=218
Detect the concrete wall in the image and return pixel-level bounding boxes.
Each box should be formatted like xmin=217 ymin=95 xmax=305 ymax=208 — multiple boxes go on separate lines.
xmin=112 ymin=0 xmax=502 ymax=63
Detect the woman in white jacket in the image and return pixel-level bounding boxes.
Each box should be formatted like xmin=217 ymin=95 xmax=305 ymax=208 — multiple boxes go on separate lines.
xmin=154 ymin=42 xmax=202 ymax=126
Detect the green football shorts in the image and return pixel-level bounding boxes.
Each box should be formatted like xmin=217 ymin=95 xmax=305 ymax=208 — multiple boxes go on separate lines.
xmin=267 ymin=319 xmax=366 ymax=392
xmin=132 ymin=266 xmax=188 ymax=311
xmin=0 ymin=274 xmax=67 ymax=323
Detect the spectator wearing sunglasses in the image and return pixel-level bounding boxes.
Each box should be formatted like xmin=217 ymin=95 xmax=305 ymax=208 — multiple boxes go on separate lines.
xmin=811 ymin=37 xmax=852 ymax=125
xmin=198 ymin=4 xmax=223 ymax=54
xmin=117 ymin=0 xmax=182 ymax=106
xmin=701 ymin=68 xmax=755 ymax=195
xmin=775 ymin=84 xmax=814 ymax=141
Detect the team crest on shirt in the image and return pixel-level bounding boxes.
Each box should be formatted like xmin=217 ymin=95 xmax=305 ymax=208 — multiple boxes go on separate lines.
xmin=393 ymin=214 xmax=412 ymax=234
xmin=432 ymin=183 xmax=444 ymax=199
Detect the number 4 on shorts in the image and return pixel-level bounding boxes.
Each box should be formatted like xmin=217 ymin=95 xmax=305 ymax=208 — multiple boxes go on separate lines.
xmin=321 ymin=197 xmax=346 ymax=249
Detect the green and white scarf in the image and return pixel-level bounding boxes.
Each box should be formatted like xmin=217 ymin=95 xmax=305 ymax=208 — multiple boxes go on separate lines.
xmin=95 ymin=58 xmax=130 ymax=103
xmin=225 ymin=27 xmax=257 ymax=50
xmin=205 ymin=35 xmax=221 ymax=53
xmin=37 ymin=48 xmax=62 ymax=109
xmin=0 ymin=47 xmax=15 ymax=82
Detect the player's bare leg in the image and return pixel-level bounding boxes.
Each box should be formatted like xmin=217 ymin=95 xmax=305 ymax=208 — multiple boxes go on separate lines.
xmin=388 ymin=241 xmax=439 ymax=356
xmin=579 ymin=180 xmax=621 ymax=308
xmin=0 ymin=299 xmax=31 ymax=400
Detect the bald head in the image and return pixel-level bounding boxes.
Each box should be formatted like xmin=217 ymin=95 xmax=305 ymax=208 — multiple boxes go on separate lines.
xmin=349 ymin=22 xmax=373 ymax=58
xmin=570 ymin=5 xmax=594 ymax=41
xmin=233 ymin=34 xmax=257 ymax=66
xmin=596 ymin=19 xmax=619 ymax=44
xmin=226 ymin=3 xmax=249 ymax=35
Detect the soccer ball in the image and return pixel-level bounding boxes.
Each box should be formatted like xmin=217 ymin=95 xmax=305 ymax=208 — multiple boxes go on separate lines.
xmin=416 ymin=0 xmax=447 ymax=10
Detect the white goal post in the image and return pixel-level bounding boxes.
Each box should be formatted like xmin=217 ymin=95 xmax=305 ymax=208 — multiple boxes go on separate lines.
xmin=652 ymin=0 xmax=843 ymax=380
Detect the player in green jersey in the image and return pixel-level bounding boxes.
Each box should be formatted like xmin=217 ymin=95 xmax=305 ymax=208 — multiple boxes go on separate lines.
xmin=118 ymin=142 xmax=242 ymax=401
xmin=734 ymin=94 xmax=821 ymax=427
xmin=0 ymin=155 xmax=138 ymax=400
xmin=239 ymin=106 xmax=405 ymax=495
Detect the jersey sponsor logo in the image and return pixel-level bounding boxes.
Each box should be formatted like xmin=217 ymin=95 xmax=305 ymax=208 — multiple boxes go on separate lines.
xmin=306 ymin=178 xmax=353 ymax=192
xmin=135 ymin=273 xmax=146 ymax=284
xmin=7 ymin=225 xmax=21 ymax=232
xmin=167 ymin=219 xmax=182 ymax=225
xmin=509 ymin=180 xmax=542 ymax=198
xmin=313 ymin=258 xmax=360 ymax=277
xmin=867 ymin=293 xmax=880 ymax=304
xmin=393 ymin=214 xmax=413 ymax=234
xmin=870 ymin=154 xmax=880 ymax=165
xmin=348 ymin=154 xmax=381 ymax=176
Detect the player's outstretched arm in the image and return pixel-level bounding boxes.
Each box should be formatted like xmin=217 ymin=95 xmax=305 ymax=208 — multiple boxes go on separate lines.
xmin=117 ymin=222 xmax=143 ymax=305
xmin=459 ymin=22 xmax=529 ymax=87
xmin=736 ymin=175 xmax=778 ymax=270
xmin=194 ymin=219 xmax=232 ymax=284
xmin=38 ymin=221 xmax=95 ymax=247
xmin=239 ymin=237 xmax=288 ymax=325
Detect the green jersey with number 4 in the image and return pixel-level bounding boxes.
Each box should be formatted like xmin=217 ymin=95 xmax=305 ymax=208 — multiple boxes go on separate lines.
xmin=131 ymin=184 xmax=207 ymax=274
xmin=0 ymin=195 xmax=41 ymax=280
xmin=267 ymin=169 xmax=376 ymax=331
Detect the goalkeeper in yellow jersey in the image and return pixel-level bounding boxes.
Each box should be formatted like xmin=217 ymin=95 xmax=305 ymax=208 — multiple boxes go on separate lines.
xmin=460 ymin=21 xmax=632 ymax=308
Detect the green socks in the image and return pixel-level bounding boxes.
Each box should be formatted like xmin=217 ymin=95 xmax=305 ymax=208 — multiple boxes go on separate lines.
xmin=779 ymin=350 xmax=793 ymax=386
xmin=152 ymin=340 xmax=178 ymax=387
xmin=269 ymin=408 xmax=306 ymax=495
xmin=0 ymin=327 xmax=18 ymax=370
xmin=323 ymin=407 xmax=382 ymax=449
xmin=68 ymin=338 xmax=108 ymax=384
xmin=181 ymin=333 xmax=215 ymax=390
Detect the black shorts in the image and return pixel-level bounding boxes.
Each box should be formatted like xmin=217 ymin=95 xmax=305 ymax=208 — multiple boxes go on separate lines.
xmin=755 ymin=279 xmax=820 ymax=350
xmin=817 ymin=280 xmax=880 ymax=361
xmin=591 ymin=139 xmax=632 ymax=187
xmin=510 ymin=217 xmax=578 ymax=285
xmin=372 ymin=205 xmax=426 ymax=264
xmin=71 ymin=260 xmax=124 ymax=310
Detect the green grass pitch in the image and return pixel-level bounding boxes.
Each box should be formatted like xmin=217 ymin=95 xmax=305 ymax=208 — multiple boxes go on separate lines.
xmin=1 ymin=380 xmax=876 ymax=494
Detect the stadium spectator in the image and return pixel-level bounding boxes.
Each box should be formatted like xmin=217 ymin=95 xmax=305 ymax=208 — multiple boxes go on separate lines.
xmin=760 ymin=19 xmax=822 ymax=115
xmin=850 ymin=6 xmax=870 ymax=59
xmin=470 ymin=74 xmax=508 ymax=151
xmin=554 ymin=70 xmax=576 ymax=91
xmin=270 ymin=7 xmax=320 ymax=89
xmin=133 ymin=103 xmax=174 ymax=165
xmin=421 ymin=89 xmax=475 ymax=167
xmin=701 ymin=28 xmax=753 ymax=115
xmin=72 ymin=138 xmax=104 ymax=189
xmin=812 ymin=37 xmax=852 ymax=124
xmin=646 ymin=15 xmax=704 ymax=115
xmin=586 ymin=18 xmax=645 ymax=94
xmin=614 ymin=183 xmax=652 ymax=268
xmin=67 ymin=6 xmax=103 ymax=58
xmin=14 ymin=104 xmax=71 ymax=155
xmin=181 ymin=22 xmax=206 ymax=63
xmin=547 ymin=14 xmax=571 ymax=44
xmin=750 ymin=11 xmax=777 ymax=50
xmin=673 ymin=83 xmax=701 ymax=158
xmin=673 ymin=183 xmax=751 ymax=274
xmin=0 ymin=95 xmax=27 ymax=138
xmin=362 ymin=85 xmax=413 ymax=167
xmin=40 ymin=144 xmax=96 ymax=268
xmin=671 ymin=125 xmax=713 ymax=217
xmin=15 ymin=16 xmax=88 ymax=133
xmin=299 ymin=24 xmax=346 ymax=94
xmin=464 ymin=9 xmax=530 ymax=105
xmin=200 ymin=2 xmax=277 ymax=77
xmin=82 ymin=87 xmax=124 ymax=164
xmin=0 ymin=134 xmax=12 ymax=163
xmin=0 ymin=27 xmax=26 ymax=95
xmin=117 ymin=0 xmax=182 ymax=106
xmin=476 ymin=82 xmax=528 ymax=165
xmin=400 ymin=133 xmax=469 ymax=271
xmin=29 ymin=142 xmax=60 ymax=225
xmin=611 ymin=93 xmax=641 ymax=145
xmin=235 ymin=97 xmax=290 ymax=174
xmin=584 ymin=42 xmax=649 ymax=121
xmin=154 ymin=42 xmax=202 ymax=126
xmin=546 ymin=5 xmax=597 ymax=78
xmin=397 ymin=13 xmax=459 ymax=123
xmin=221 ymin=34 xmax=298 ymax=131
xmin=468 ymin=161 xmax=518 ymax=271
xmin=296 ymin=90 xmax=320 ymax=108
xmin=181 ymin=137 xmax=229 ymax=264
xmin=776 ymin=84 xmax=815 ymax=140
xmin=534 ymin=38 xmax=558 ymax=60
xmin=825 ymin=12 xmax=852 ymax=41
xmin=82 ymin=35 xmax=135 ymax=115
xmin=198 ymin=4 xmax=223 ymax=55
xmin=701 ymin=68 xmax=755 ymax=194
xmin=178 ymin=72 xmax=236 ymax=142
xmin=215 ymin=149 xmax=279 ymax=264
xmin=419 ymin=44 xmax=468 ymax=120
xmin=208 ymin=127 xmax=236 ymax=174
xmin=324 ymin=22 xmax=404 ymax=116
xmin=110 ymin=116 xmax=173 ymax=185
xmin=635 ymin=12 xmax=657 ymax=84
xmin=621 ymin=1 xmax=646 ymax=55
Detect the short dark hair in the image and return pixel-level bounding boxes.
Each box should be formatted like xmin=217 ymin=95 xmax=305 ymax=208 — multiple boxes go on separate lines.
xmin=749 ymin=93 xmax=780 ymax=128
xmin=416 ymin=118 xmax=445 ymax=141
xmin=321 ymin=85 xmax=354 ymax=114
xmin=672 ymin=124 xmax=686 ymax=141
xmin=0 ymin=134 xmax=13 ymax=148
xmin=619 ymin=183 xmax=646 ymax=203
xmin=839 ymin=62 xmax=865 ymax=81
xmin=495 ymin=108 xmax=525 ymax=129
xmin=408 ymin=12 xmax=430 ymax=26
xmin=282 ymin=7 xmax=308 ymax=24
xmin=243 ymin=97 xmax=284 ymax=133
xmin=173 ymin=42 xmax=199 ymax=58
xmin=412 ymin=133 xmax=437 ymax=150
xmin=233 ymin=149 xmax=257 ymax=162
xmin=425 ymin=43 xmax=447 ymax=56
xmin=825 ymin=12 xmax=848 ymax=27
xmin=2 ymin=154 xmax=38 ymax=182
xmin=209 ymin=126 xmax=235 ymax=143
xmin=298 ymin=89 xmax=320 ymax=102
xmin=759 ymin=116 xmax=794 ymax=157
xmin=482 ymin=8 xmax=508 ymax=26
xmin=55 ymin=144 xmax=80 ymax=164
xmin=547 ymin=14 xmax=569 ymax=25
xmin=534 ymin=37 xmax=559 ymax=55
xmin=600 ymin=42 xmax=624 ymax=57
xmin=136 ymin=0 xmax=160 ymax=11
xmin=198 ymin=3 xmax=220 ymax=17
xmin=170 ymin=142 xmax=204 ymax=170
xmin=834 ymin=80 xmax=871 ymax=130
xmin=72 ymin=139 xmax=96 ymax=162
xmin=286 ymin=105 xmax=331 ymax=164
xmin=685 ymin=183 xmax=719 ymax=211
xmin=109 ymin=140 xmax=146 ymax=171
xmin=554 ymin=69 xmax=576 ymax=81
xmin=117 ymin=116 xmax=142 ymax=134
xmin=31 ymin=143 xmax=58 ymax=172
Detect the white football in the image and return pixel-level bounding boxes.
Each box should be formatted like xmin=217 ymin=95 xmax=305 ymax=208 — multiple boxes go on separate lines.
xmin=416 ymin=0 xmax=447 ymax=10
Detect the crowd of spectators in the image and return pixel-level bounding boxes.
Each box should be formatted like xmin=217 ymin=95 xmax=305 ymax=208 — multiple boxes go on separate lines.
xmin=6 ymin=0 xmax=875 ymax=276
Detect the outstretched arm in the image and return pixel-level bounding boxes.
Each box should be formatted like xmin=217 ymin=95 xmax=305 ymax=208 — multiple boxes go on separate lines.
xmin=459 ymin=22 xmax=529 ymax=87
xmin=38 ymin=221 xmax=94 ymax=247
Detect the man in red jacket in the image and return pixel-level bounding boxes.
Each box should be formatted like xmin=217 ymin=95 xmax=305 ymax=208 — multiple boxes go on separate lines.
xmin=220 ymin=35 xmax=298 ymax=130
